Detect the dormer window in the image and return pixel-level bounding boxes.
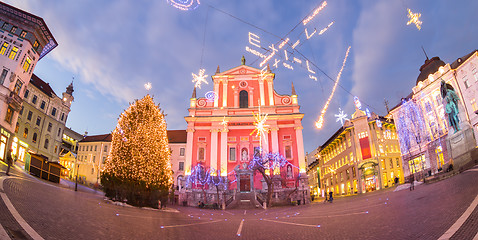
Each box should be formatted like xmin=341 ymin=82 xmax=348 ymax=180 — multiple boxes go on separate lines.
xmin=239 ymin=90 xmax=248 ymax=108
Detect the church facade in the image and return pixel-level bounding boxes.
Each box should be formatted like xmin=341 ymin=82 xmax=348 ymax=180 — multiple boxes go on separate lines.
xmin=182 ymin=60 xmax=308 ymax=206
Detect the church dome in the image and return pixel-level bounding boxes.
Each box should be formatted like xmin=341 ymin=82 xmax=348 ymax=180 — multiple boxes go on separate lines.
xmin=416 ymin=56 xmax=445 ymax=85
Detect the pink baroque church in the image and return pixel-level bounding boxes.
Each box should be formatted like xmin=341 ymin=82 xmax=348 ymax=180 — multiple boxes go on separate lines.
xmin=181 ymin=58 xmax=309 ymax=208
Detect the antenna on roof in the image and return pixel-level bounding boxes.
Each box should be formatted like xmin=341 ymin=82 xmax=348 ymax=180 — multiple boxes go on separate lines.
xmin=421 ymin=46 xmax=429 ymax=60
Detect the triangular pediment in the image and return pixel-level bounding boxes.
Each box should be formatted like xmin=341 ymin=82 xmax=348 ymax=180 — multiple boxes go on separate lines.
xmin=217 ymin=65 xmax=263 ymax=76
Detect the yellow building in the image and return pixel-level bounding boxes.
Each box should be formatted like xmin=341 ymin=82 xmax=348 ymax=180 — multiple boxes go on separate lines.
xmin=317 ymin=105 xmax=404 ymax=196
xmin=59 ymin=151 xmax=77 ymax=179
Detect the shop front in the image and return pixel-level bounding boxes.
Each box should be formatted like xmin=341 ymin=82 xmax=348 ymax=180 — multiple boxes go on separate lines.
xmin=359 ymin=161 xmax=379 ymax=193
xmin=0 ymin=128 xmax=11 ymax=161
xmin=11 ymin=137 xmax=28 ymax=163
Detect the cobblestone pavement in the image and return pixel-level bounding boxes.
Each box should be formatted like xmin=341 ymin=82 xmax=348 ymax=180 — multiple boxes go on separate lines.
xmin=1 ymin=163 xmax=478 ymax=239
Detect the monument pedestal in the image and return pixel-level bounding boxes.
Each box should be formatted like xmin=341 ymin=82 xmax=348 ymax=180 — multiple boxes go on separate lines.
xmin=446 ymin=122 xmax=476 ymax=170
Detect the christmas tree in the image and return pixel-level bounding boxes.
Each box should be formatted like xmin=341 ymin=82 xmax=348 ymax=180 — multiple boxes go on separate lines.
xmin=101 ymin=95 xmax=173 ymax=208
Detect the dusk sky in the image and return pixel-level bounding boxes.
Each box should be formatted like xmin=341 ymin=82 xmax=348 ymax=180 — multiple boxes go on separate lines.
xmin=7 ymin=0 xmax=478 ymax=153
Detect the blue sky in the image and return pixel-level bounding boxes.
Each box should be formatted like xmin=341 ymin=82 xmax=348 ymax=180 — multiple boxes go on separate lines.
xmin=7 ymin=0 xmax=478 ymax=153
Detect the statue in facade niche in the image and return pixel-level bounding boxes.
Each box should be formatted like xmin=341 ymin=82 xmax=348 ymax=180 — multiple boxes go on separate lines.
xmin=440 ymin=80 xmax=460 ymax=133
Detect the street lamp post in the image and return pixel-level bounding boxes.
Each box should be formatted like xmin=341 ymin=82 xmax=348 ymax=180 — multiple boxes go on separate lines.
xmin=75 ymin=162 xmax=79 ymax=192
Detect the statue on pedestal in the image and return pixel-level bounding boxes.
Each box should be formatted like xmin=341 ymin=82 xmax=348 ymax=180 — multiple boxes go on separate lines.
xmin=440 ymin=80 xmax=460 ymax=133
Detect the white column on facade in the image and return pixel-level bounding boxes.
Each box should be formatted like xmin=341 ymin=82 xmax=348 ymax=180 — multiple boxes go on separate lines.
xmin=214 ymin=80 xmax=219 ymax=108
xmin=210 ymin=129 xmax=218 ymax=174
xmin=295 ymin=126 xmax=306 ymax=173
xmin=259 ymin=79 xmax=265 ymax=106
xmin=222 ymin=80 xmax=228 ymax=107
xmin=220 ymin=130 xmax=228 ymax=176
xmin=271 ymin=127 xmax=279 ymax=153
xmin=185 ymin=128 xmax=194 ymax=175
xmin=267 ymin=80 xmax=274 ymax=106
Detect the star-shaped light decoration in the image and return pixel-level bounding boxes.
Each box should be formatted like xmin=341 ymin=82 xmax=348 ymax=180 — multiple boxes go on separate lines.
xmin=250 ymin=107 xmax=269 ymax=149
xmin=192 ymin=69 xmax=208 ymax=89
xmin=334 ymin=108 xmax=349 ymax=125
xmin=144 ymin=82 xmax=152 ymax=91
xmin=407 ymin=8 xmax=422 ymax=30
xmin=220 ymin=116 xmax=228 ymax=132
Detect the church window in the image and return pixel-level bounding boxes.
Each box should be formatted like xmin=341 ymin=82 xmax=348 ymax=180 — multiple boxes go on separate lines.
xmin=239 ymin=90 xmax=248 ymax=108
xmin=229 ymin=147 xmax=236 ymax=161
xmin=198 ymin=147 xmax=205 ymax=161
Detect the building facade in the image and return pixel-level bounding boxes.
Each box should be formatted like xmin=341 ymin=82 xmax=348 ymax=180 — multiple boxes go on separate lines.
xmin=306 ymin=148 xmax=321 ymax=198
xmin=0 ymin=2 xmax=57 ymax=161
xmin=451 ymin=50 xmax=478 ymax=145
xmin=77 ymin=134 xmax=112 ymax=186
xmin=15 ymin=74 xmax=74 ymax=163
xmin=318 ymin=107 xmax=404 ymax=196
xmin=390 ymin=53 xmax=477 ymax=180
xmin=61 ymin=127 xmax=83 ymax=154
xmin=167 ymin=130 xmax=187 ymax=190
xmin=183 ymin=61 xmax=308 ymax=205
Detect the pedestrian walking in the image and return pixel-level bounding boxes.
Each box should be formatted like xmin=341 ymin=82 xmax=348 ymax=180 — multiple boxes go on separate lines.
xmin=328 ymin=191 xmax=333 ymax=203
xmin=394 ymin=176 xmax=399 ymax=186
xmin=5 ymin=151 xmax=12 ymax=176
xmin=409 ymin=174 xmax=415 ymax=191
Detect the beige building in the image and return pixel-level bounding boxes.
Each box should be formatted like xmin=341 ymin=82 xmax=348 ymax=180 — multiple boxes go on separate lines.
xmin=77 ymin=134 xmax=112 ymax=186
xmin=0 ymin=2 xmax=57 ymax=161
xmin=318 ymin=107 xmax=404 ymax=196
xmin=167 ymin=130 xmax=187 ymax=190
xmin=15 ymin=74 xmax=74 ymax=163
xmin=306 ymin=148 xmax=320 ymax=198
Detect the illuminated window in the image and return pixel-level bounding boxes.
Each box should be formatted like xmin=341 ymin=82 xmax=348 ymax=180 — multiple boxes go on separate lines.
xmin=20 ymin=31 xmax=27 ymax=38
xmin=22 ymin=57 xmax=31 ymax=72
xmin=23 ymin=128 xmax=28 ymax=138
xmin=13 ymin=79 xmax=22 ymax=95
xmin=471 ymin=99 xmax=477 ymax=112
xmin=396 ymin=158 xmax=400 ymax=168
xmin=239 ymin=90 xmax=248 ymax=108
xmin=229 ymin=147 xmax=236 ymax=161
xmin=0 ymin=42 xmax=8 ymax=55
xmin=33 ymin=41 xmax=38 ymax=49
xmin=4 ymin=106 xmax=13 ymax=124
xmin=32 ymin=133 xmax=37 ymax=143
xmin=8 ymin=46 xmax=18 ymax=60
xmin=0 ymin=69 xmax=7 ymax=84
xmin=381 ymin=159 xmax=385 ymax=170
xmin=389 ymin=159 xmax=393 ymax=169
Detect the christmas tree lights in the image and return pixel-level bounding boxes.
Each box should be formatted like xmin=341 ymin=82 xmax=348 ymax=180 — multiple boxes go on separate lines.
xmin=101 ymin=95 xmax=173 ymax=206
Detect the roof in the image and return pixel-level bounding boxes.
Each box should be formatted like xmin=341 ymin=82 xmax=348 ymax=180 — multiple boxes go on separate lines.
xmin=79 ymin=130 xmax=187 ymax=143
xmin=416 ymin=57 xmax=446 ymax=85
xmin=80 ymin=134 xmax=112 ymax=143
xmin=30 ymin=74 xmax=56 ymax=97
xmin=0 ymin=2 xmax=58 ymax=59
xmin=168 ymin=130 xmax=187 ymax=143
xmin=450 ymin=49 xmax=478 ymax=69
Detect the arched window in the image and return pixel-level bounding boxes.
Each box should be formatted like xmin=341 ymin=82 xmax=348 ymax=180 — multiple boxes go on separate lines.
xmin=32 ymin=133 xmax=37 ymax=143
xmin=239 ymin=90 xmax=248 ymax=108
xmin=23 ymin=128 xmax=28 ymax=138
xmin=44 ymin=139 xmax=49 ymax=149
